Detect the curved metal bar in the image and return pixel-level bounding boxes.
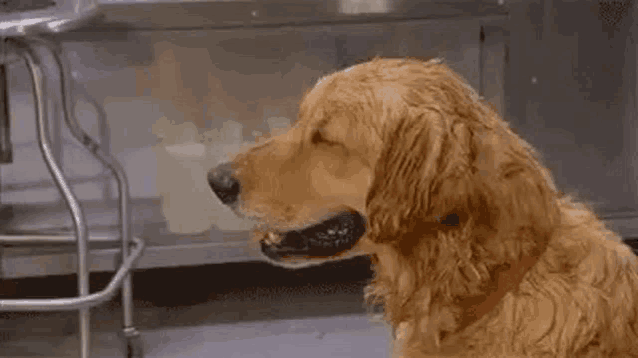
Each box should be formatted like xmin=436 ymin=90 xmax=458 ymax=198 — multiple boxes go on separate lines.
xmin=0 ymin=0 xmax=100 ymax=37
xmin=33 ymin=38 xmax=145 ymax=345
xmin=0 ymin=236 xmax=145 ymax=311
xmin=43 ymin=37 xmax=138 ymax=332
xmin=11 ymin=37 xmax=91 ymax=358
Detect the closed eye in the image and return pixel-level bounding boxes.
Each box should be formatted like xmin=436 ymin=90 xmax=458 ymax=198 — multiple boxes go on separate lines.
xmin=311 ymin=130 xmax=339 ymax=147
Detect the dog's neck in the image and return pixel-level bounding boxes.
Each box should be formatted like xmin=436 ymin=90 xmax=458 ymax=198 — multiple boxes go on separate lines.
xmin=455 ymin=253 xmax=540 ymax=330
xmin=377 ymin=226 xmax=550 ymax=355
xmin=437 ymin=233 xmax=549 ymax=353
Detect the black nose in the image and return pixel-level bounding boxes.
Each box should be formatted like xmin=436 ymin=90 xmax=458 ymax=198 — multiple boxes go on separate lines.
xmin=207 ymin=162 xmax=241 ymax=206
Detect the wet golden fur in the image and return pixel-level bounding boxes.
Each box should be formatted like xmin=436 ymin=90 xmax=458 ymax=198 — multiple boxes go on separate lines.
xmin=225 ymin=58 xmax=638 ymax=357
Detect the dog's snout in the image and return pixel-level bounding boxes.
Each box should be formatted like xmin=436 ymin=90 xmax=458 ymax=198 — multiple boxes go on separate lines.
xmin=208 ymin=162 xmax=240 ymax=206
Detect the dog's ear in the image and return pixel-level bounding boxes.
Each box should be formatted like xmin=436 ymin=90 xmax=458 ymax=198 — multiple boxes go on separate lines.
xmin=364 ymin=64 xmax=562 ymax=349
xmin=365 ymin=103 xmax=559 ymax=258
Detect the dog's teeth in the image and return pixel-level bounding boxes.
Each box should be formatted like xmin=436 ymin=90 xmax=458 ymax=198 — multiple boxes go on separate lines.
xmin=265 ymin=232 xmax=278 ymax=244
xmin=327 ymin=229 xmax=336 ymax=235
xmin=338 ymin=229 xmax=347 ymax=235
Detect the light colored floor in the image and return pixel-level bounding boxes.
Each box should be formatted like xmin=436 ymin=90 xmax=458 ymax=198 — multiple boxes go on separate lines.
xmin=1 ymin=258 xmax=391 ymax=358
xmin=2 ymin=314 xmax=391 ymax=358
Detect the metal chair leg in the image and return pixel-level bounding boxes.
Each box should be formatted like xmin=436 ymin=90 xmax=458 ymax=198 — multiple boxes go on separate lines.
xmin=0 ymin=38 xmax=146 ymax=358
xmin=18 ymin=38 xmax=92 ymax=358
xmin=44 ymin=38 xmax=144 ymax=358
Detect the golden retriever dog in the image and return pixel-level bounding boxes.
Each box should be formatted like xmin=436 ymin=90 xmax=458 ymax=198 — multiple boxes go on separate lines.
xmin=207 ymin=57 xmax=638 ymax=357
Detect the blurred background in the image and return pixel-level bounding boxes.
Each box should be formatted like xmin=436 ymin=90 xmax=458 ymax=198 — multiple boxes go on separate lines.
xmin=1 ymin=0 xmax=638 ymax=356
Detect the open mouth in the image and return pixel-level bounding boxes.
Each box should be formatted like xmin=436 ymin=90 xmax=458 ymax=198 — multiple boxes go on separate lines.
xmin=260 ymin=211 xmax=366 ymax=261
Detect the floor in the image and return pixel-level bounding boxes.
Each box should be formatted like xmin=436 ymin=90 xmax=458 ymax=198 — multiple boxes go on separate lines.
xmin=0 ymin=257 xmax=392 ymax=358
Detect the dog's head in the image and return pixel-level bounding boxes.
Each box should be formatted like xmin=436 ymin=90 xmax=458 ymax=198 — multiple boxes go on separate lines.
xmin=207 ymin=58 xmax=560 ymax=274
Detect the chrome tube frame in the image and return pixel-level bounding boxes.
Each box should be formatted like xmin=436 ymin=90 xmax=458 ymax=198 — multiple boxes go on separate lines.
xmin=45 ymin=36 xmax=139 ymax=340
xmin=0 ymin=235 xmax=145 ymax=312
xmin=0 ymin=0 xmax=100 ymax=37
xmin=0 ymin=38 xmax=145 ymax=358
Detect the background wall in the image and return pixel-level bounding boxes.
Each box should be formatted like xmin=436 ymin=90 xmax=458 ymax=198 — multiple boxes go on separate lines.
xmin=506 ymin=0 xmax=638 ymax=214
xmin=7 ymin=0 xmax=637 ymax=237
xmin=2 ymin=16 xmax=490 ymax=234
xmin=8 ymin=0 xmax=638 ymax=270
